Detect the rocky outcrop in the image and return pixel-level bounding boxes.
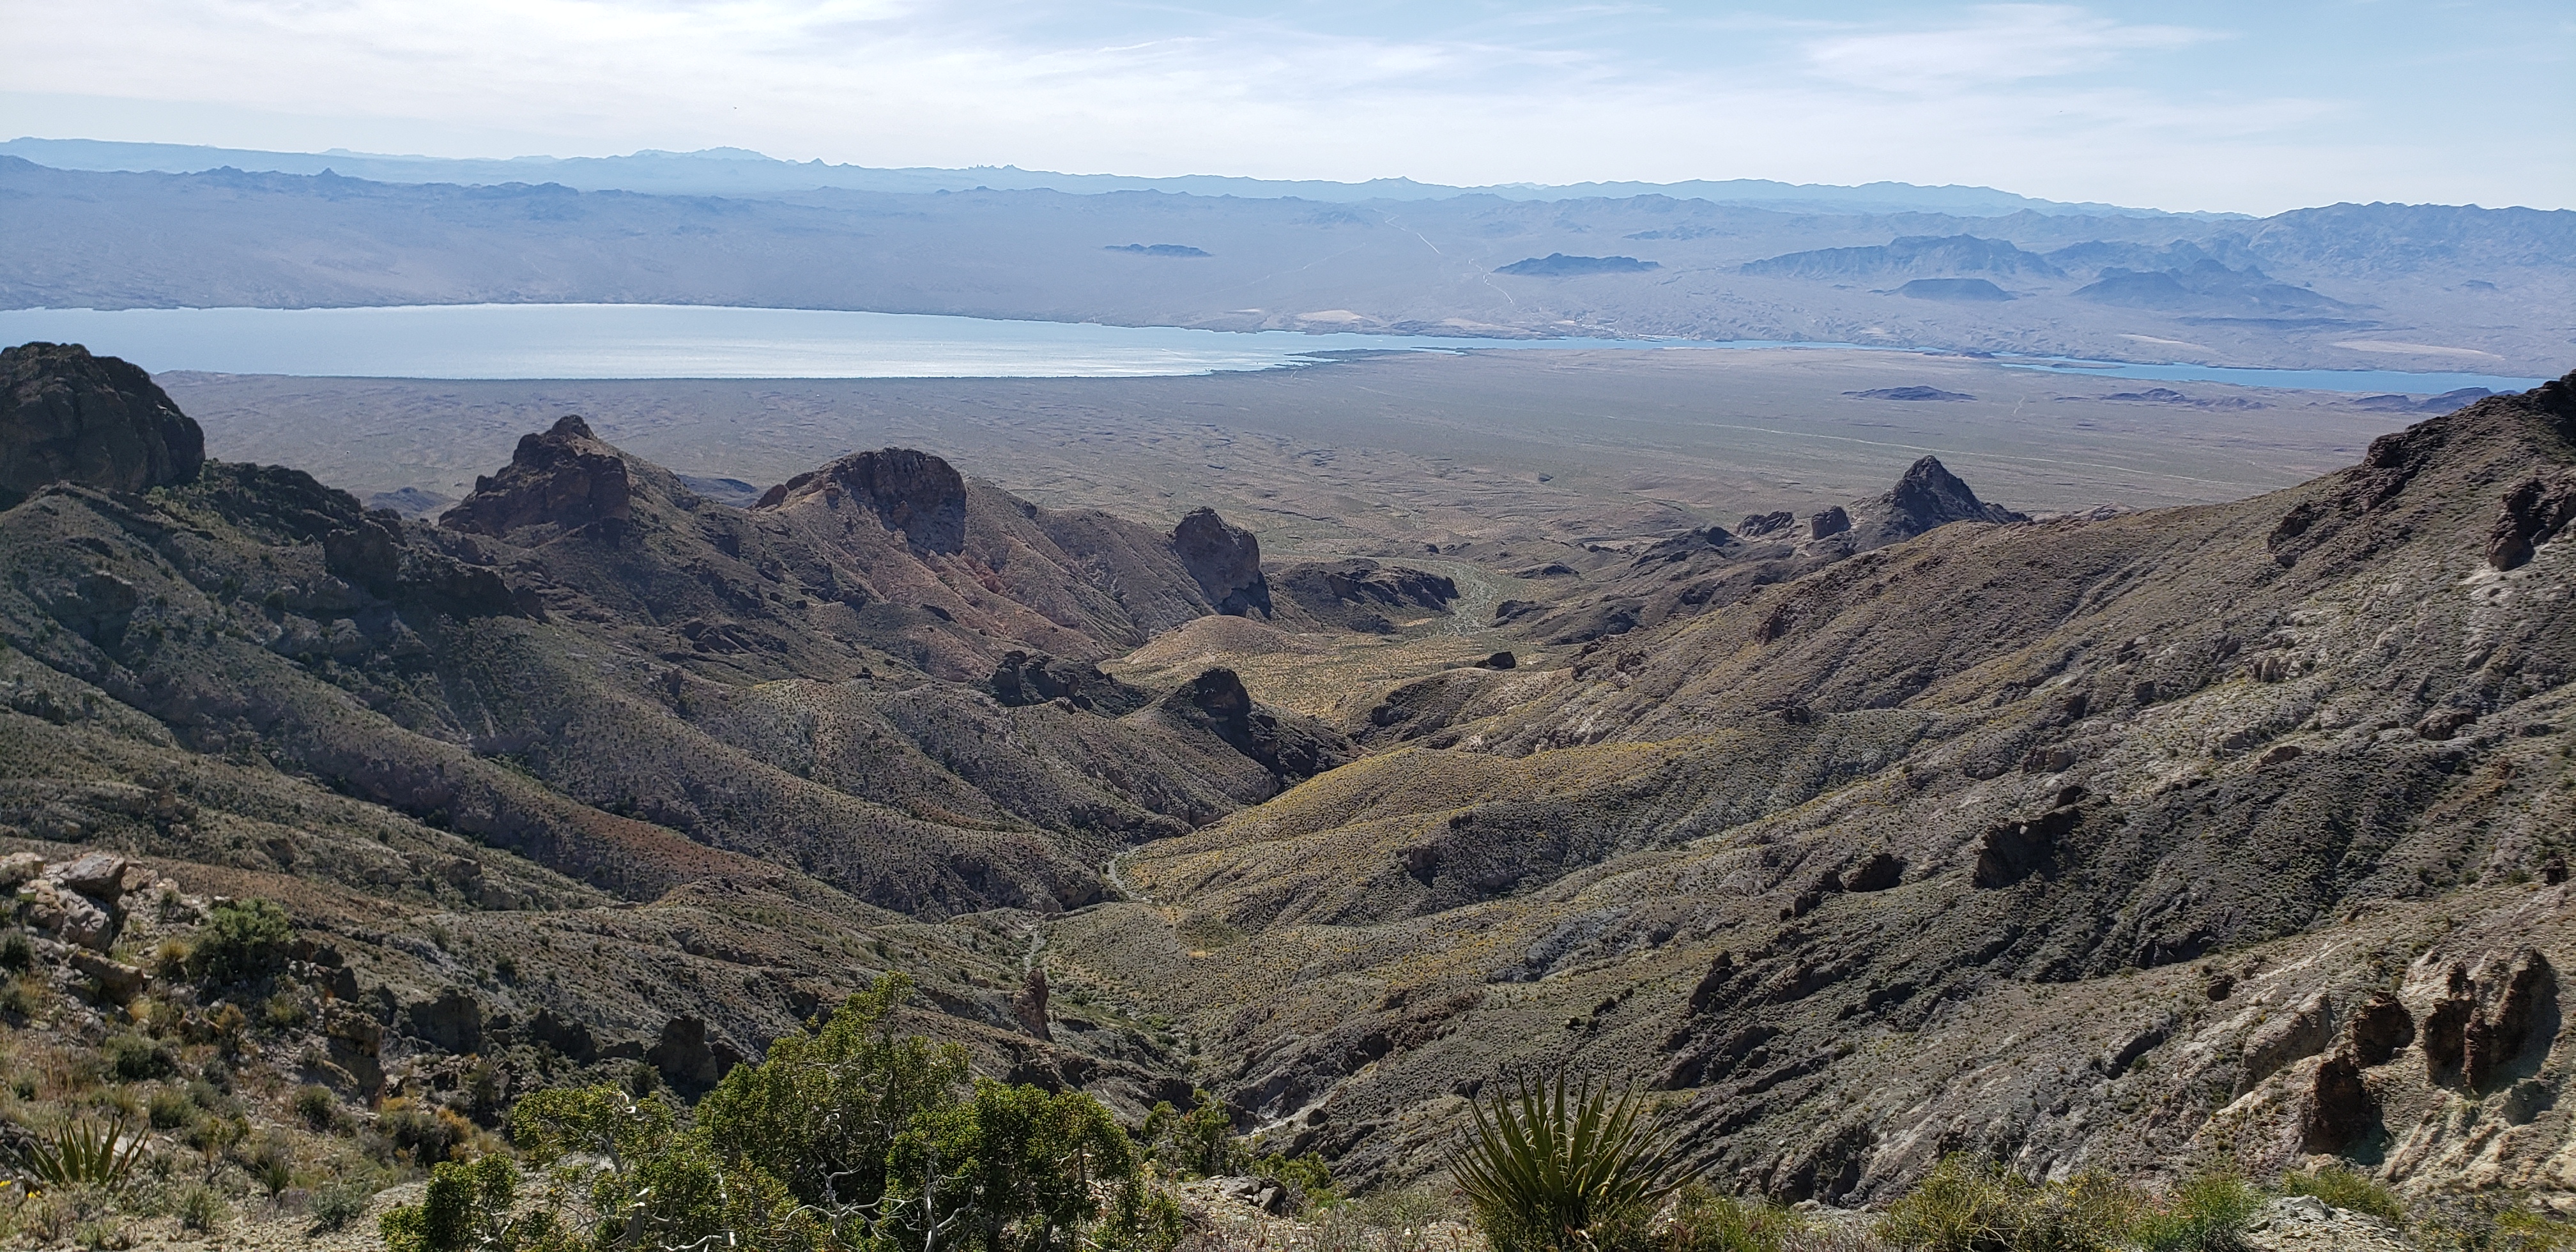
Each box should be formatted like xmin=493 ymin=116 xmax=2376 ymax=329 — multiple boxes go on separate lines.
xmin=2487 ymin=474 xmax=2576 ymax=570
xmin=1272 ymin=560 xmax=1457 ymax=632
xmin=1739 ymin=511 xmax=1796 ymax=538
xmin=647 ymin=1015 xmax=746 ymax=1096
xmin=1173 ymin=508 xmax=1272 ymax=617
xmin=440 ymin=415 xmax=634 ymax=537
xmin=0 ymin=342 xmax=204 ymax=507
xmin=1013 ymin=967 xmax=1053 ymax=1041
xmin=756 ymin=447 xmax=968 ymax=553
xmin=1970 ymin=790 xmax=2083 ymax=888
xmin=1155 ymin=668 xmax=1351 ymax=786
xmin=988 ymin=650 xmax=1147 ymax=715
xmin=1844 ymin=456 xmax=2026 ymax=551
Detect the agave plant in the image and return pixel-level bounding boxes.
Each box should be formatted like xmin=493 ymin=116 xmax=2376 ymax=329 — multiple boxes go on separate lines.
xmin=1450 ymin=1071 xmax=1680 ymax=1252
xmin=11 ymin=1114 xmax=148 ymax=1189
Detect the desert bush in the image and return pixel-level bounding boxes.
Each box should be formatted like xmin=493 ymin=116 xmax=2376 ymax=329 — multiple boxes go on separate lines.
xmin=261 ymin=991 xmax=309 ymax=1030
xmin=509 ymin=972 xmax=1184 ymax=1252
xmin=146 ymin=1088 xmax=196 ymax=1131
xmin=1452 ymin=1071 xmax=1680 ymax=1252
xmin=1660 ymin=1184 xmax=1810 ymax=1252
xmin=185 ymin=898 xmax=290 ymax=986
xmin=2277 ymin=1166 xmax=2404 ymax=1225
xmin=382 ymin=1154 xmax=561 ymax=1252
xmin=1874 ymin=1156 xmax=2139 ymax=1252
xmin=381 ymin=1103 xmax=450 ymax=1163
xmin=2131 ymin=1172 xmax=2258 ymax=1252
xmin=245 ymin=1131 xmax=296 ymax=1197
xmin=2413 ymin=1195 xmax=2576 ymax=1251
xmin=174 ymin=1182 xmax=227 ymax=1233
xmin=1144 ymin=1093 xmax=1247 ymax=1178
xmin=309 ymin=1177 xmax=376 ymax=1232
xmin=1254 ymin=1150 xmax=1336 ymax=1209
xmin=293 ymin=1083 xmax=340 ymax=1131
xmin=0 ymin=931 xmax=33 ymax=972
xmin=101 ymin=1033 xmax=176 ymax=1081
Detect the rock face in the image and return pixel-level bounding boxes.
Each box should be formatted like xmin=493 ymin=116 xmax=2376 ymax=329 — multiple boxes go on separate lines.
xmin=988 ymin=650 xmax=1147 ymax=715
xmin=1271 ymin=560 xmax=1457 ymax=632
xmin=0 ymin=342 xmax=204 ymax=507
xmin=1013 ymin=966 xmax=1053 ymax=1041
xmin=1172 ymin=508 xmax=1272 ymax=617
xmin=1154 ymin=668 xmax=1352 ymax=788
xmin=756 ymin=447 xmax=968 ymax=553
xmin=440 ymin=415 xmax=634 ymax=537
xmin=2487 ymin=474 xmax=2576 ymax=570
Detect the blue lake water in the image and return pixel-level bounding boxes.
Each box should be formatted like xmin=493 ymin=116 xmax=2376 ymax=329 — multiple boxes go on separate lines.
xmin=0 ymin=304 xmax=2545 ymax=395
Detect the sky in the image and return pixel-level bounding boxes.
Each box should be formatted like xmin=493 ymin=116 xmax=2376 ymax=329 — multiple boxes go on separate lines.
xmin=3 ymin=1 xmax=2570 ymax=215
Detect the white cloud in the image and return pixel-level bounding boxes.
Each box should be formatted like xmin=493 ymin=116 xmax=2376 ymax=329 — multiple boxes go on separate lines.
xmin=1801 ymin=4 xmax=2212 ymax=92
xmin=0 ymin=1 xmax=2565 ymax=213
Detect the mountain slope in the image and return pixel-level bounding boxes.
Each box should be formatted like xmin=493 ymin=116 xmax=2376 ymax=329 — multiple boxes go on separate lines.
xmin=1054 ymin=371 xmax=2576 ymax=1202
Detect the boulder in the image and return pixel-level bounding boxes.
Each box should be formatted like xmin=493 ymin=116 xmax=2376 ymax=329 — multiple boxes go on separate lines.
xmin=1172 ymin=508 xmax=1273 ymax=616
xmin=49 ymin=852 xmax=130 ymax=900
xmin=2347 ymin=991 xmax=2416 ymax=1067
xmin=0 ymin=853 xmax=44 ymax=890
xmin=0 ymin=342 xmax=205 ymax=508
xmin=24 ymin=879 xmax=116 ymax=950
xmin=403 ymin=987 xmax=485 ymax=1054
xmin=1841 ymin=853 xmax=1905 ymax=893
xmin=647 ymin=1016 xmax=746 ymax=1096
xmin=2465 ymin=949 xmax=2555 ymax=1090
xmin=69 ymin=950 xmax=145 ymax=1000
xmin=2302 ymin=1051 xmax=2375 ymax=1151
xmin=2242 ymin=991 xmax=2333 ymax=1094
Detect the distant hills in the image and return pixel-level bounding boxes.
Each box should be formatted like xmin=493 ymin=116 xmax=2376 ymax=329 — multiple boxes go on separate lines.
xmin=0 ymin=151 xmax=2567 ymax=374
xmin=0 ymin=137 xmax=2237 ymax=219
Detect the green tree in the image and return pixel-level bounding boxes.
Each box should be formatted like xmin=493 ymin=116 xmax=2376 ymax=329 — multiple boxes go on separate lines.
xmin=887 ymin=1079 xmax=1146 ymax=1252
xmin=382 ymin=1155 xmax=565 ymax=1252
xmin=700 ymin=973 xmax=970 ymax=1220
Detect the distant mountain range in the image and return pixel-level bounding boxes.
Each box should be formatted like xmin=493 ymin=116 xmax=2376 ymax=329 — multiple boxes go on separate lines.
xmin=0 ymin=137 xmax=2242 ymax=220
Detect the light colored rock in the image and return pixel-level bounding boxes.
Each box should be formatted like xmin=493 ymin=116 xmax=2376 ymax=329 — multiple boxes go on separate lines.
xmin=24 ymin=879 xmax=116 ymax=949
xmin=69 ymin=950 xmax=146 ymax=999
xmin=0 ymin=853 xmax=43 ymax=889
xmin=50 ymin=851 xmax=131 ymax=899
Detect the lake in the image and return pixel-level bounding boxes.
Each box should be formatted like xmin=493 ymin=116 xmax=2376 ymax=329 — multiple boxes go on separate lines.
xmin=0 ymin=304 xmax=2546 ymax=395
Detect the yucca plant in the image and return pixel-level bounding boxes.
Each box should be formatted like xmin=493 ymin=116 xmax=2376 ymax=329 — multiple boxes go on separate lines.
xmin=11 ymin=1114 xmax=148 ymax=1188
xmin=1451 ymin=1070 xmax=1680 ymax=1252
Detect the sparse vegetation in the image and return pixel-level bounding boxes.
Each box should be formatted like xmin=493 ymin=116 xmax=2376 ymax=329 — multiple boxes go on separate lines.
xmin=2278 ymin=1165 xmax=2404 ymax=1225
xmin=184 ymin=897 xmax=291 ymax=986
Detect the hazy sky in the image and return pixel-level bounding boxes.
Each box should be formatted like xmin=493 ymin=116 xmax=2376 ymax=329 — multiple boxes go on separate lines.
xmin=4 ymin=1 xmax=2570 ymax=213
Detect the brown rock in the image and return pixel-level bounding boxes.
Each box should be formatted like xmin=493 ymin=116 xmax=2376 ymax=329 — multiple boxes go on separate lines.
xmin=1172 ymin=507 xmax=1273 ymax=616
xmin=1013 ymin=966 xmax=1053 ymax=1041
xmin=50 ymin=851 xmax=129 ymax=899
xmin=2303 ymin=1051 xmax=2375 ymax=1152
xmin=2465 ymin=949 xmax=2554 ymax=1090
xmin=2347 ymin=992 xmax=2416 ymax=1067
xmin=440 ymin=415 xmax=636 ymax=536
xmin=0 ymin=853 xmax=44 ymax=890
xmin=69 ymin=950 xmax=145 ymax=1000
xmin=0 ymin=342 xmax=204 ymax=507
xmin=2242 ymin=991 xmax=2333 ymax=1094
xmin=1841 ymin=852 xmax=1905 ymax=893
xmin=2486 ymin=475 xmax=2576 ymax=570
xmin=647 ymin=1015 xmax=746 ymax=1096
xmin=25 ymin=880 xmax=116 ymax=950
xmin=1807 ymin=506 xmax=1851 ymax=540
xmin=755 ymin=447 xmax=968 ymax=553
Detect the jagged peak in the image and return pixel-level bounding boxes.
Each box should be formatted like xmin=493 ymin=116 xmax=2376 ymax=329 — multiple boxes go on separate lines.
xmin=1 ymin=340 xmax=205 ymax=508
xmin=754 ymin=447 xmax=967 ymax=553
xmin=440 ymin=413 xmax=635 ymax=537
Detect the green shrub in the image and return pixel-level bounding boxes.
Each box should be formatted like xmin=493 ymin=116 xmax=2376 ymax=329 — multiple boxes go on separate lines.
xmin=175 ymin=1183 xmax=227 ymax=1233
xmin=293 ymin=1084 xmax=340 ymax=1131
xmin=2414 ymin=1196 xmax=2576 ymax=1251
xmin=0 ymin=931 xmax=33 ymax=972
xmin=1451 ymin=1071 xmax=1680 ymax=1252
xmin=261 ymin=991 xmax=309 ymax=1030
xmin=2278 ymin=1166 xmax=2404 ymax=1225
xmin=382 ymin=1104 xmax=461 ymax=1163
xmin=245 ymin=1133 xmax=296 ymax=1198
xmin=1876 ymin=1156 xmax=2140 ymax=1252
xmin=2133 ymin=1172 xmax=2258 ymax=1252
xmin=185 ymin=898 xmax=291 ymax=986
xmin=510 ymin=973 xmax=1184 ymax=1252
xmin=146 ymin=1088 xmax=197 ymax=1131
xmin=310 ymin=1178 xmax=376 ymax=1232
xmin=382 ymin=1155 xmax=558 ymax=1252
xmin=1142 ymin=1092 xmax=1245 ymax=1178
xmin=1660 ymin=1184 xmax=1809 ymax=1252
xmin=101 ymin=1034 xmax=175 ymax=1081
xmin=1255 ymin=1149 xmax=1337 ymax=1209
